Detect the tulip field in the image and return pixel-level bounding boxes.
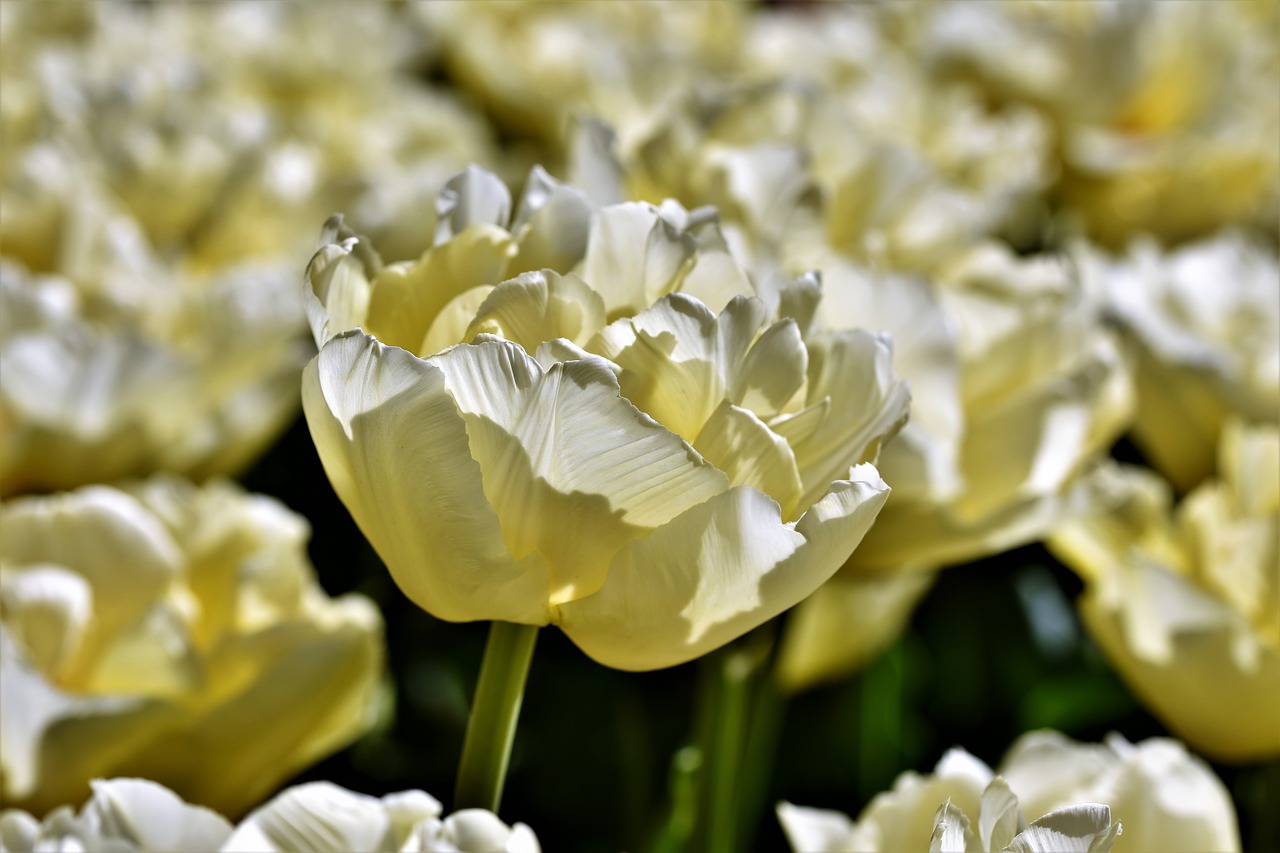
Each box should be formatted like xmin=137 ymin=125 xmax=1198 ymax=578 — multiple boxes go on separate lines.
xmin=0 ymin=2 xmax=1276 ymax=851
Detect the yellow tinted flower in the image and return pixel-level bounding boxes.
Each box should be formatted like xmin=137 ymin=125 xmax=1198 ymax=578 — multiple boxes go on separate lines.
xmin=1049 ymin=420 xmax=1280 ymax=762
xmin=0 ymin=477 xmax=384 ymax=816
xmin=777 ymin=241 xmax=1132 ymax=688
xmin=778 ymin=731 xmax=1237 ymax=853
xmin=303 ymin=168 xmax=908 ymax=670
xmin=224 ymin=781 xmax=540 ymax=853
xmin=0 ymin=778 xmax=232 ymax=852
xmin=1082 ymin=231 xmax=1279 ymax=492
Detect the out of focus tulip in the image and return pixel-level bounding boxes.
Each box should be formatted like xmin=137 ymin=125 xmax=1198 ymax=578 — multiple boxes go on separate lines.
xmin=224 ymin=781 xmax=539 ymax=853
xmin=0 ymin=778 xmax=233 ymax=852
xmin=1081 ymin=231 xmax=1279 ymax=493
xmin=0 ymin=777 xmax=540 ymax=853
xmin=414 ymin=1 xmax=744 ymax=148
xmin=924 ymin=0 xmax=1279 ymax=247
xmin=778 ymin=731 xmax=1238 ymax=853
xmin=0 ymin=254 xmax=309 ymax=497
xmin=1049 ymin=419 xmax=1280 ymax=762
xmin=0 ymin=477 xmax=384 ymax=816
xmin=303 ymin=167 xmax=909 ymax=670
xmin=776 ymin=241 xmax=1132 ymax=688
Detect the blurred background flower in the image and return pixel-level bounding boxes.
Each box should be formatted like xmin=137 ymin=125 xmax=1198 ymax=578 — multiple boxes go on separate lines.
xmin=1049 ymin=419 xmax=1280 ymax=762
xmin=0 ymin=0 xmax=1276 ymax=849
xmin=0 ymin=477 xmax=384 ymax=817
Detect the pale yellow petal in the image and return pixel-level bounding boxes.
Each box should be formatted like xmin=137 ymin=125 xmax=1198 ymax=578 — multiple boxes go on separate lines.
xmin=465 ymin=270 xmax=607 ymax=351
xmin=364 ymin=225 xmax=514 ymax=355
xmin=433 ymin=340 xmax=729 ymax=604
xmin=694 ymin=401 xmax=804 ymax=520
xmin=508 ymin=165 xmax=595 ymax=275
xmin=304 ymin=225 xmax=378 ymax=348
xmin=302 ymin=332 xmax=551 ymax=624
xmin=579 ymin=203 xmax=697 ymax=318
xmin=434 ymin=165 xmax=513 ymax=242
xmin=778 ymin=330 xmax=910 ymax=509
xmin=557 ymin=467 xmax=889 ymax=670
xmin=979 ymin=778 xmax=1027 ymax=853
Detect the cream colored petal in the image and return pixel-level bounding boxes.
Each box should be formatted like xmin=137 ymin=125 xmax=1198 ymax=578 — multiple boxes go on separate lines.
xmin=0 ymin=566 xmax=92 ymax=683
xmin=1005 ymin=804 xmax=1119 ymax=853
xmin=509 ymin=165 xmax=595 ymax=275
xmin=776 ymin=802 xmax=857 ymax=853
xmin=83 ymin=601 xmax=199 ymax=700
xmin=0 ymin=626 xmax=181 ymax=814
xmin=419 ymin=285 xmax=495 ymax=358
xmin=1092 ymin=736 xmax=1239 ymax=853
xmin=591 ymin=295 xmax=728 ymax=441
xmin=694 ymin=401 xmax=804 ymax=520
xmin=855 ymin=749 xmax=993 ymax=853
xmin=304 ymin=232 xmax=376 ymax=349
xmin=221 ymin=782 xmax=398 ymax=852
xmin=302 ymin=332 xmax=550 ymax=624
xmin=84 ymin=778 xmax=233 ymax=851
xmin=1077 ymin=583 xmax=1280 ymax=762
xmin=434 ymin=165 xmax=513 ymax=242
xmin=117 ymin=599 xmax=382 ymax=817
xmin=733 ymin=315 xmax=807 ymax=417
xmin=557 ymin=466 xmax=889 ymax=671
xmin=979 ymin=778 xmax=1028 ymax=853
xmin=778 ymin=330 xmax=910 ymax=509
xmin=578 ymin=202 xmax=697 ymax=318
xmin=998 ymin=732 xmax=1114 ymax=824
xmin=0 ymin=488 xmax=181 ymax=649
xmin=433 ymin=339 xmax=729 ymax=604
xmin=465 ymin=270 xmax=607 ymax=352
xmin=928 ymin=800 xmax=975 ymax=853
xmin=438 ymin=810 xmax=529 ymax=853
xmin=364 ymin=225 xmax=514 ymax=355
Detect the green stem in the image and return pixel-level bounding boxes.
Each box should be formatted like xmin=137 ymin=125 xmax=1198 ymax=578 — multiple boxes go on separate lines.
xmin=705 ymin=649 xmax=752 ymax=853
xmin=453 ymin=621 xmax=539 ymax=812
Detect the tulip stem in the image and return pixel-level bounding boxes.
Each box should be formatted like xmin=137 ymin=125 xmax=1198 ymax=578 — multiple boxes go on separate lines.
xmin=454 ymin=620 xmax=539 ymax=813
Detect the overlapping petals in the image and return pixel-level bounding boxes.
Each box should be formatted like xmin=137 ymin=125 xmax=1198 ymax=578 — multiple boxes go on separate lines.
xmin=0 ymin=478 xmax=384 ymax=816
xmin=303 ymin=168 xmax=908 ymax=670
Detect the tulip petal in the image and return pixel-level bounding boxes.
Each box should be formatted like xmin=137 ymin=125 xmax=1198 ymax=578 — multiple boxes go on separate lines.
xmin=979 ymin=777 xmax=1028 ymax=852
xmin=0 ymin=625 xmax=180 ymax=811
xmin=433 ymin=340 xmax=730 ymax=603
xmin=115 ymin=599 xmax=383 ymax=816
xmin=694 ymin=401 xmax=804 ymax=520
xmin=778 ymin=330 xmax=910 ymax=508
xmin=304 ymin=237 xmax=375 ymax=348
xmin=929 ymin=800 xmax=975 ymax=853
xmin=558 ymin=465 xmax=889 ymax=670
xmin=0 ymin=567 xmax=93 ymax=683
xmin=221 ymin=782 xmax=403 ymax=852
xmin=580 ymin=202 xmax=697 ymax=317
xmin=84 ymin=778 xmax=233 ymax=850
xmin=303 ymin=332 xmax=551 ymax=624
xmin=776 ymin=802 xmax=858 ymax=853
xmin=1005 ymin=804 xmax=1119 ymax=853
xmin=365 ymin=225 xmax=514 ymax=355
xmin=466 ymin=270 xmax=607 ymax=351
xmin=434 ymin=165 xmax=513 ymax=241
xmin=509 ymin=165 xmax=595 ymax=275
xmin=0 ymin=489 xmax=181 ymax=652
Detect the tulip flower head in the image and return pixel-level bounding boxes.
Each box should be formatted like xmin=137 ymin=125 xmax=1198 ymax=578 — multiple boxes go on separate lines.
xmin=778 ymin=731 xmax=1238 ymax=853
xmin=0 ymin=477 xmax=384 ymax=816
xmin=302 ymin=166 xmax=909 ymax=670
